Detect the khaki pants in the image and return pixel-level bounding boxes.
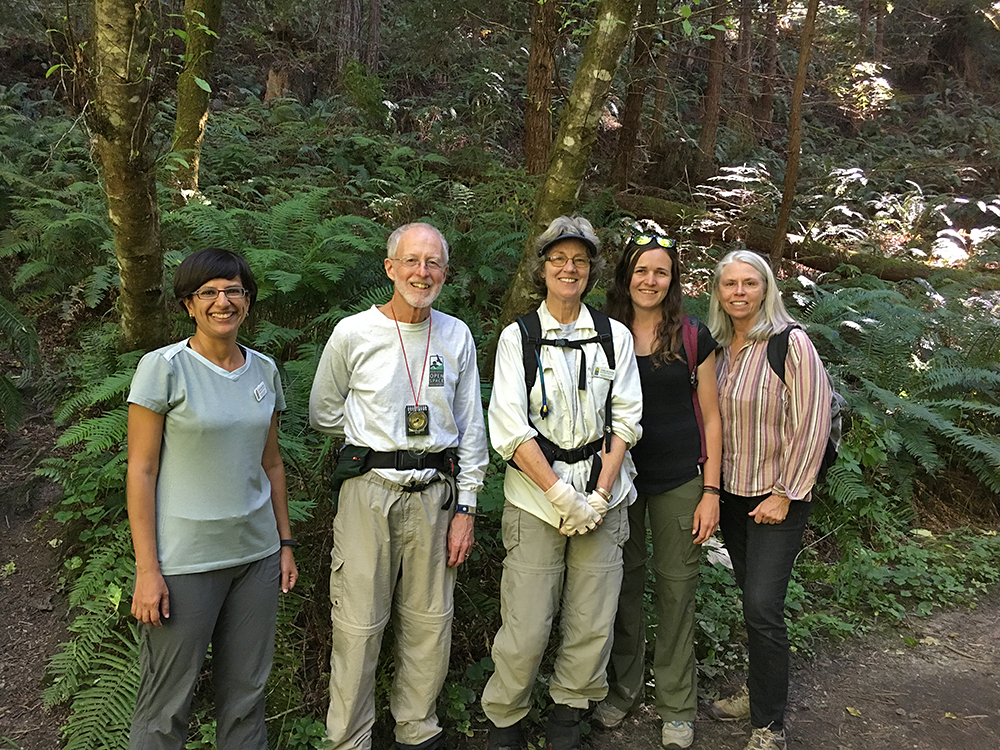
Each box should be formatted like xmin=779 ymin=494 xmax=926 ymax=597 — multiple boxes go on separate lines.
xmin=326 ymin=472 xmax=455 ymax=749
xmin=481 ymin=502 xmax=628 ymax=727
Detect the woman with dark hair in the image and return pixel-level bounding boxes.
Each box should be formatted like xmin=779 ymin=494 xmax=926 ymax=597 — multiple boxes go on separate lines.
xmin=594 ymin=233 xmax=722 ymax=750
xmin=482 ymin=216 xmax=643 ymax=750
xmin=126 ymin=247 xmax=297 ymax=750
xmin=706 ymin=250 xmax=832 ymax=750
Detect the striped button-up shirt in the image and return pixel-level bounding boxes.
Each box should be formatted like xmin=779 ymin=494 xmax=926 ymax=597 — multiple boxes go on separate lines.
xmin=716 ymin=328 xmax=832 ymax=501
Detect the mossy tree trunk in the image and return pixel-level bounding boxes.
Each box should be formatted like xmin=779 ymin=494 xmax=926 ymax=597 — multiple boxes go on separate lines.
xmin=171 ymin=0 xmax=223 ymax=204
xmin=91 ymin=0 xmax=169 ymax=352
xmin=526 ymin=0 xmax=558 ymax=176
xmin=500 ymin=0 xmax=640 ymax=328
xmin=770 ymin=0 xmax=819 ymax=268
xmin=610 ymin=0 xmax=657 ymax=190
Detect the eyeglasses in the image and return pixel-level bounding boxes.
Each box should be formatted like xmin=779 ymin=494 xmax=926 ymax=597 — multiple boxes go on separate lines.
xmin=390 ymin=257 xmax=446 ymax=272
xmin=630 ymin=234 xmax=676 ymax=249
xmin=192 ymin=287 xmax=249 ymax=301
xmin=546 ymin=254 xmax=591 ymax=269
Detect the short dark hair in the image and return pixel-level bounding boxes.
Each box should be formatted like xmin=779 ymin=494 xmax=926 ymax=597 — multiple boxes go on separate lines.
xmin=173 ymin=248 xmax=258 ymax=310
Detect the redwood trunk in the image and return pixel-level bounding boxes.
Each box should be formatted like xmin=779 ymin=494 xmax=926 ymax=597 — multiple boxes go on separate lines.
xmin=758 ymin=0 xmax=778 ymax=133
xmin=91 ymin=0 xmax=169 ymax=351
xmin=697 ymin=0 xmax=726 ymax=182
xmin=874 ymin=0 xmax=885 ymax=63
xmin=363 ymin=0 xmax=382 ymax=71
xmin=336 ymin=0 xmax=362 ymax=76
xmin=770 ymin=0 xmax=820 ymax=268
xmin=610 ymin=0 xmax=657 ymax=189
xmin=526 ymin=0 xmax=558 ymax=175
xmin=171 ymin=0 xmax=223 ymax=203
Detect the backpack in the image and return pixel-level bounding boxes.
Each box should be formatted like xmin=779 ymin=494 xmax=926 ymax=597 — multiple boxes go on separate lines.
xmin=766 ymin=324 xmax=846 ymax=481
xmin=681 ymin=315 xmax=708 ymax=466
xmin=516 ymin=303 xmax=616 ymax=451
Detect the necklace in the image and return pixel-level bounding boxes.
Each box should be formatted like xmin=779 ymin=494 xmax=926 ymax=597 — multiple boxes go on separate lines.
xmin=390 ymin=304 xmax=432 ymax=436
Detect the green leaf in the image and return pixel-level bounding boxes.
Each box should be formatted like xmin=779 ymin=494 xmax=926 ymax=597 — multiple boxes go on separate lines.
xmin=194 ymin=77 xmax=211 ymax=93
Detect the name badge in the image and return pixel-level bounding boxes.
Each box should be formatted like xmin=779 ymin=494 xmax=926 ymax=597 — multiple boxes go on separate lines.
xmin=593 ymin=365 xmax=615 ymax=381
xmin=254 ymin=382 xmax=268 ymax=402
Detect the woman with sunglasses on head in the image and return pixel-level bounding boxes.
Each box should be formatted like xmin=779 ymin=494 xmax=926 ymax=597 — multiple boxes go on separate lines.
xmin=594 ymin=233 xmax=722 ymax=750
xmin=126 ymin=248 xmax=297 ymax=750
xmin=482 ymin=215 xmax=643 ymax=750
xmin=706 ymin=250 xmax=831 ymax=750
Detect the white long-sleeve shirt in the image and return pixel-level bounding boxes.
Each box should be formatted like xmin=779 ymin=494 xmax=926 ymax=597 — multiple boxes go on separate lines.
xmin=488 ymin=301 xmax=643 ymax=527
xmin=309 ymin=306 xmax=488 ymax=508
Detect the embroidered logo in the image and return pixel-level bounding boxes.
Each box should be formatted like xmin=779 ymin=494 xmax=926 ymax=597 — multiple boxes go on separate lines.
xmin=428 ymin=355 xmax=445 ymax=387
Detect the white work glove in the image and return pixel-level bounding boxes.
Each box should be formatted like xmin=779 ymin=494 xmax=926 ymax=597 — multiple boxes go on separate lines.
xmin=544 ymin=479 xmax=601 ymax=536
xmin=586 ymin=490 xmax=609 ymax=518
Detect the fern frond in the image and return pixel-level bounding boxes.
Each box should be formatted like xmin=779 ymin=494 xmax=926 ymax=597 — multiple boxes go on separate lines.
xmin=58 ymin=405 xmax=129 ymax=453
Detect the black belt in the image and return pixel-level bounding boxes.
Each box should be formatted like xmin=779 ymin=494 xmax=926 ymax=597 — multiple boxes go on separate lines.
xmin=509 ymin=435 xmax=604 ymax=493
xmin=364 ymin=449 xmax=457 ymax=474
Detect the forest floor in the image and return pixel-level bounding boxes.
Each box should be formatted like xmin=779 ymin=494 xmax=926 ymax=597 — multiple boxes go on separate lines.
xmin=1 ymin=421 xmax=998 ymax=750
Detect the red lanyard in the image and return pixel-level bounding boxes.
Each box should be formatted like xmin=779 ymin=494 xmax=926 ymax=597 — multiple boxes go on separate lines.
xmin=390 ymin=304 xmax=432 ymax=406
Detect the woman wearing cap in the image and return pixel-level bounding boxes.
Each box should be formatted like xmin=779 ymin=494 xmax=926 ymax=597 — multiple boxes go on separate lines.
xmin=482 ymin=216 xmax=643 ymax=750
xmin=593 ymin=233 xmax=722 ymax=749
xmin=126 ymin=248 xmax=297 ymax=749
xmin=706 ymin=250 xmax=831 ymax=750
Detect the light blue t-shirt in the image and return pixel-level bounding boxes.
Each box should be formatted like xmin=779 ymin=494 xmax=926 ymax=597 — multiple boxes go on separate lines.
xmin=128 ymin=340 xmax=286 ymax=575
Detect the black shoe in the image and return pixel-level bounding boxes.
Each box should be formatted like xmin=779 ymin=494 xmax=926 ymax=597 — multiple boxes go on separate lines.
xmin=546 ymin=704 xmax=582 ymax=750
xmin=487 ymin=719 xmax=525 ymax=750
xmin=396 ymin=730 xmax=444 ymax=750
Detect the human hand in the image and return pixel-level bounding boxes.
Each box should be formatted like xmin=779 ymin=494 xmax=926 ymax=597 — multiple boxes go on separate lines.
xmin=132 ymin=568 xmax=169 ymax=626
xmin=544 ymin=479 xmax=601 ymax=536
xmin=691 ymin=493 xmax=720 ymax=544
xmin=585 ymin=490 xmax=609 ymax=518
xmin=447 ymin=512 xmax=475 ymax=567
xmin=280 ymin=547 xmax=298 ymax=592
xmin=749 ymin=493 xmax=791 ymax=524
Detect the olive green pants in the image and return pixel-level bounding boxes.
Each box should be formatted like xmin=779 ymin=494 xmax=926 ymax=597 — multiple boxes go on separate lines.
xmin=482 ymin=502 xmax=628 ymax=727
xmin=605 ymin=476 xmax=704 ymax=722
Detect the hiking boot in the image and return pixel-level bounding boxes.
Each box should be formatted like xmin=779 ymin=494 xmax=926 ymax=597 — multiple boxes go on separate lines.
xmin=592 ymin=699 xmax=629 ymax=729
xmin=706 ymin=683 xmax=751 ymax=721
xmin=487 ymin=719 xmax=524 ymax=750
xmin=396 ymin=731 xmax=444 ymax=750
xmin=745 ymin=726 xmax=786 ymax=750
xmin=545 ymin=704 xmax=582 ymax=750
xmin=661 ymin=720 xmax=694 ymax=749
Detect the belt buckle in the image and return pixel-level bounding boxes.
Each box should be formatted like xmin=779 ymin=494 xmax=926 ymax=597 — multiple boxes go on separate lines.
xmin=404 ymin=448 xmax=427 ymax=471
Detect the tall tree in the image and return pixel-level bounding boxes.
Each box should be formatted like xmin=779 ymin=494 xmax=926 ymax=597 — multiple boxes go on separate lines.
xmin=858 ymin=0 xmax=871 ymax=56
xmin=526 ymin=0 xmax=559 ymax=175
xmin=874 ymin=0 xmax=885 ymax=62
xmin=335 ymin=0 xmax=362 ymax=76
xmin=770 ymin=0 xmax=820 ymax=268
xmin=734 ymin=0 xmax=753 ymax=123
xmin=611 ymin=0 xmax=657 ymax=190
xmin=362 ymin=0 xmax=382 ymax=71
xmin=501 ymin=0 xmax=640 ymax=326
xmin=758 ymin=0 xmax=778 ymax=133
xmin=171 ymin=0 xmax=223 ymax=203
xmin=91 ymin=0 xmax=169 ymax=351
xmin=697 ymin=0 xmax=727 ymax=182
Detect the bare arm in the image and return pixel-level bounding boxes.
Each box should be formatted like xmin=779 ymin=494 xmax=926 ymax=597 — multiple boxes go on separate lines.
xmin=595 ymin=433 xmax=628 ymax=496
xmin=262 ymin=412 xmax=297 ymax=592
xmin=127 ymin=404 xmax=169 ymax=626
xmin=693 ymin=351 xmax=722 ymax=543
xmin=510 ymin=438 xmax=560 ymax=492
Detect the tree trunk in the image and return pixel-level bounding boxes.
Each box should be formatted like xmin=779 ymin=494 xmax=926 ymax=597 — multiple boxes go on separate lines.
xmin=336 ymin=0 xmax=362 ymax=77
xmin=874 ymin=0 xmax=885 ymax=63
xmin=614 ymin=193 xmax=1000 ymax=287
xmin=758 ymin=0 xmax=778 ymax=134
xmin=171 ymin=0 xmax=223 ymax=204
xmin=526 ymin=0 xmax=558 ymax=175
xmin=858 ymin=0 xmax=871 ymax=57
xmin=91 ymin=0 xmax=169 ymax=352
xmin=735 ymin=0 xmax=752 ymax=121
xmin=697 ymin=0 xmax=726 ymax=183
xmin=648 ymin=42 xmax=670 ymax=152
xmin=502 ymin=0 xmax=640 ymax=327
xmin=769 ymin=0 xmax=819 ymax=269
xmin=610 ymin=0 xmax=656 ymax=189
xmin=363 ymin=0 xmax=382 ymax=71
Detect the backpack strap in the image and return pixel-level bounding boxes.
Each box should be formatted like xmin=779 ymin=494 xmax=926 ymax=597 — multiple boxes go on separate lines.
xmin=515 ymin=311 xmax=547 ymax=416
xmin=587 ymin=305 xmax=616 ymax=453
xmin=682 ymin=315 xmax=708 ymax=465
xmin=766 ymin=324 xmax=800 ymax=385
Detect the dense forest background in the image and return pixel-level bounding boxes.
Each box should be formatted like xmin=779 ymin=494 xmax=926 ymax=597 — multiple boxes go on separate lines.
xmin=2 ymin=1 xmax=1000 ymax=748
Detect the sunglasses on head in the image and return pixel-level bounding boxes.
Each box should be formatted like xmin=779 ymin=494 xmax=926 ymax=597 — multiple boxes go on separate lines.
xmin=630 ymin=234 xmax=676 ymax=249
